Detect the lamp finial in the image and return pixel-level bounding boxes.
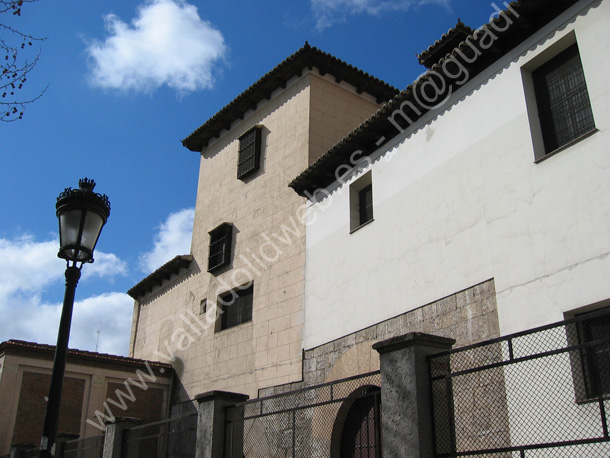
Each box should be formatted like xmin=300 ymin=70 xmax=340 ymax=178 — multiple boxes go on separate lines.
xmin=78 ymin=178 xmax=96 ymax=192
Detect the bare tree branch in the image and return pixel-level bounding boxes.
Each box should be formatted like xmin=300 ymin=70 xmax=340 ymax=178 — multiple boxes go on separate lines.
xmin=1 ymin=0 xmax=46 ymax=122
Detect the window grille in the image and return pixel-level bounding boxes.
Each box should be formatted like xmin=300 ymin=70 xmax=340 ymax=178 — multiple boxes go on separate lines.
xmin=576 ymin=308 xmax=610 ymax=399
xmin=208 ymin=223 xmax=232 ymax=272
xmin=238 ymin=127 xmax=262 ymax=179
xmin=533 ymin=44 xmax=595 ymax=154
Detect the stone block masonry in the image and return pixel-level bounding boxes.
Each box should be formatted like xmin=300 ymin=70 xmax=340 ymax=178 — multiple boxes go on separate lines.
xmin=260 ymin=278 xmax=499 ymax=396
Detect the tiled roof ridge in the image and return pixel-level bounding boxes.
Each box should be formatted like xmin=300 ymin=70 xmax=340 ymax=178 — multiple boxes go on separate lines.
xmin=181 ymin=42 xmax=399 ymax=152
xmin=417 ymin=19 xmax=474 ymax=67
xmin=304 ymin=42 xmax=396 ymax=90
xmin=0 ymin=338 xmax=172 ymax=368
xmin=289 ymin=0 xmax=580 ymax=195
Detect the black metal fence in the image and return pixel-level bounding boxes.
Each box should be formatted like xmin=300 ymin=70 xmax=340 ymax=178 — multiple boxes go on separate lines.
xmin=429 ymin=308 xmax=610 ymax=457
xmin=63 ymin=435 xmax=104 ymax=458
xmin=122 ymin=413 xmax=197 ymax=458
xmin=229 ymin=371 xmax=381 ymax=458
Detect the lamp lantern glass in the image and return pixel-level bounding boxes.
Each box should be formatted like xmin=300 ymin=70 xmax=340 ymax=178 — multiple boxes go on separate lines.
xmin=56 ymin=178 xmax=111 ymax=263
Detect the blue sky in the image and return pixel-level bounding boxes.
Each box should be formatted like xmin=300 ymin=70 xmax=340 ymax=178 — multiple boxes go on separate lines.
xmin=0 ymin=0 xmax=500 ymax=356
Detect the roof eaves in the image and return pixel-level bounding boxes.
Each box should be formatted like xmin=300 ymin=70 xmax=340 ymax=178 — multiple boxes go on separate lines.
xmin=0 ymin=339 xmax=173 ymax=371
xmin=181 ymin=43 xmax=399 ymax=152
xmin=289 ymin=0 xmax=578 ymax=196
xmin=128 ymin=254 xmax=193 ymax=300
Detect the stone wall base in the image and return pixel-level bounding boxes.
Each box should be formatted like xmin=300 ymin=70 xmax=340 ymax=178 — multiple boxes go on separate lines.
xmin=260 ymin=278 xmax=499 ymax=397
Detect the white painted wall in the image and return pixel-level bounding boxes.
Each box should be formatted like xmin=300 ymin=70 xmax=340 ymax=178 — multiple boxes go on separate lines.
xmin=304 ymin=0 xmax=610 ymax=350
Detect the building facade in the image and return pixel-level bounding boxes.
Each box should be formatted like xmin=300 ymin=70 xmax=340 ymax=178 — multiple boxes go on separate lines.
xmin=125 ymin=3 xmax=610 ymax=454
xmin=127 ymin=45 xmax=398 ymax=405
xmin=0 ymin=340 xmax=172 ymax=455
xmin=285 ymin=0 xmax=610 ymax=454
xmin=291 ymin=0 xmax=610 ymax=356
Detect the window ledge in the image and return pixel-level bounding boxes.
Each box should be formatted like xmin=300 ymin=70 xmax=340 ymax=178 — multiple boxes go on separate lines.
xmin=217 ymin=320 xmax=253 ymax=334
xmin=535 ymin=128 xmax=599 ymax=164
xmin=350 ymin=218 xmax=374 ymax=234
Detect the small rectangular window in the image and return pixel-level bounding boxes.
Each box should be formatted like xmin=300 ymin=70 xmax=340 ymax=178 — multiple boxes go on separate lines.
xmin=532 ymin=43 xmax=595 ymax=155
xmin=358 ymin=184 xmax=374 ymax=226
xmin=238 ymin=127 xmax=262 ymax=179
xmin=208 ymin=223 xmax=232 ymax=272
xmin=349 ymin=171 xmax=373 ymax=232
xmin=219 ymin=285 xmax=253 ymax=331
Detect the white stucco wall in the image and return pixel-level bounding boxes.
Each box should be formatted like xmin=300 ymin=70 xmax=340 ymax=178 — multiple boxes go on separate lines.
xmin=304 ymin=0 xmax=610 ymax=350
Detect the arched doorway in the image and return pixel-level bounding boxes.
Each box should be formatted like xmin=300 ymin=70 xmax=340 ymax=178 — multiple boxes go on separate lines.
xmin=332 ymin=385 xmax=381 ymax=458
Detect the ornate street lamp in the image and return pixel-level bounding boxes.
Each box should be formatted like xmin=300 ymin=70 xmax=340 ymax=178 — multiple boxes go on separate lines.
xmin=40 ymin=178 xmax=110 ymax=458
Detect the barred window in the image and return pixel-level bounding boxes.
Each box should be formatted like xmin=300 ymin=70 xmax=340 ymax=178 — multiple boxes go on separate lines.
xmin=238 ymin=126 xmax=262 ymax=179
xmin=576 ymin=308 xmax=610 ymax=399
xmin=208 ymin=223 xmax=232 ymax=272
xmin=533 ymin=44 xmax=595 ymax=154
xmin=219 ymin=285 xmax=253 ymax=330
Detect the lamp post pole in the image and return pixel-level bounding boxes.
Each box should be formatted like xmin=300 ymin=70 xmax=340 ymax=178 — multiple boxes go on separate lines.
xmin=39 ymin=266 xmax=80 ymax=458
xmin=39 ymin=179 xmax=110 ymax=458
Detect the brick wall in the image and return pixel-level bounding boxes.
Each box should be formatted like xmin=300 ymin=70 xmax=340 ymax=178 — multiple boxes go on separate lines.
xmin=105 ymin=383 xmax=165 ymax=424
xmin=12 ymin=372 xmax=84 ymax=445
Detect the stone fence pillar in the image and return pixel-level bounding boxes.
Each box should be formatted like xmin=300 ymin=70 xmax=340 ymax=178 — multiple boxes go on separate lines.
xmin=195 ymin=390 xmax=249 ymax=458
xmin=373 ymin=332 xmax=455 ymax=458
xmin=56 ymin=433 xmax=79 ymax=457
xmin=102 ymin=417 xmax=142 ymax=458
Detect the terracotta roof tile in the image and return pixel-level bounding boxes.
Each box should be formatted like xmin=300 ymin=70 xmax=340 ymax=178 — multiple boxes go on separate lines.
xmin=0 ymin=339 xmax=173 ymax=372
xmin=182 ymin=42 xmax=399 ymax=152
xmin=417 ymin=20 xmax=474 ymax=69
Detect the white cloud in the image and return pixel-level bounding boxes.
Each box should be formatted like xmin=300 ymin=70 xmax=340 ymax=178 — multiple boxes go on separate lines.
xmin=311 ymin=0 xmax=451 ymax=30
xmin=0 ymin=234 xmax=131 ymax=356
xmin=82 ymin=251 xmax=128 ymax=281
xmin=86 ymin=0 xmax=226 ymax=94
xmin=0 ymin=235 xmax=62 ymax=301
xmin=3 ymin=292 xmax=134 ymax=356
xmin=139 ymin=208 xmax=194 ymax=273
xmin=69 ymin=293 xmax=134 ymax=355
xmin=0 ymin=235 xmax=127 ymax=299
xmin=0 ymin=206 xmax=195 ymax=355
